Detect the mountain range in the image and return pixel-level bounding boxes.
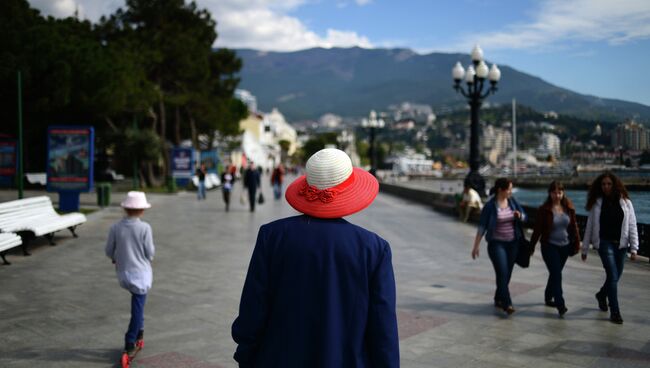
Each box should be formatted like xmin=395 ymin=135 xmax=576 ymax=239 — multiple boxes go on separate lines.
xmin=234 ymin=47 xmax=650 ymax=123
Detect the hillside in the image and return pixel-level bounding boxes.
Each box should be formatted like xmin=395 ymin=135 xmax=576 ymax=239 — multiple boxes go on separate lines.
xmin=234 ymin=47 xmax=650 ymax=122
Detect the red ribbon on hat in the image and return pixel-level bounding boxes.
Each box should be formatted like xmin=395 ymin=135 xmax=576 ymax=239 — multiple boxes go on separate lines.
xmin=298 ymin=172 xmax=355 ymax=203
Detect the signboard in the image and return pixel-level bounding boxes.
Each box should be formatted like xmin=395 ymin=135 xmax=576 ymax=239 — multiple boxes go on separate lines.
xmin=46 ymin=126 xmax=94 ymax=192
xmin=170 ymin=147 xmax=195 ymax=186
xmin=0 ymin=140 xmax=17 ymax=187
xmin=200 ymin=149 xmax=219 ymax=174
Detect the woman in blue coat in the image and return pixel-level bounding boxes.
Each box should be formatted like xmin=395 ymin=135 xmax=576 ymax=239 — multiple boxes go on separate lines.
xmin=232 ymin=148 xmax=399 ymax=368
xmin=471 ymin=178 xmax=526 ymax=314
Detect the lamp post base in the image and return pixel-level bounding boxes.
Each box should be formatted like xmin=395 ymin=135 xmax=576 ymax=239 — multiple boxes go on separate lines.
xmin=464 ymin=171 xmax=486 ymax=197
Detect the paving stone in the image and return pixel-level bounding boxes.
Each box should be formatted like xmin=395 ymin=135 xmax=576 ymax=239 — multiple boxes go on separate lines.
xmin=1 ymin=184 xmax=649 ymax=367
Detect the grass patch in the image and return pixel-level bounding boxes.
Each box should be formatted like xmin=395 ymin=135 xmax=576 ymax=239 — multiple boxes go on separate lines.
xmin=56 ymin=208 xmax=98 ymax=215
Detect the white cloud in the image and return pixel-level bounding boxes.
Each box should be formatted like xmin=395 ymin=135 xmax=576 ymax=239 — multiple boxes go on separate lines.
xmin=355 ymin=0 xmax=373 ymax=5
xmin=209 ymin=1 xmax=372 ymax=50
xmin=29 ymin=0 xmax=373 ymax=51
xmin=461 ymin=0 xmax=650 ymax=50
xmin=30 ymin=0 xmax=124 ymax=21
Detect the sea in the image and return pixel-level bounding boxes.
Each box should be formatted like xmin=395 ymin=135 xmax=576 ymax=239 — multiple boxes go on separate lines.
xmin=513 ymin=188 xmax=650 ymax=224
xmin=395 ymin=178 xmax=650 ymax=224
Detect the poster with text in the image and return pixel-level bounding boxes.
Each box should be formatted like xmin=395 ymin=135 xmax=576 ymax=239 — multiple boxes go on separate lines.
xmin=0 ymin=140 xmax=16 ymax=187
xmin=47 ymin=127 xmax=94 ymax=191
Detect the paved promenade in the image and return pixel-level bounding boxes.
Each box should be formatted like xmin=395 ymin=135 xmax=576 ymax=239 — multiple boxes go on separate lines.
xmin=0 ymin=183 xmax=649 ymax=367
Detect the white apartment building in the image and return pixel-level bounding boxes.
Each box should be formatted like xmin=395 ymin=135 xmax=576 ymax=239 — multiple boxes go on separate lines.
xmin=483 ymin=125 xmax=512 ymax=165
xmin=536 ymin=132 xmax=561 ymax=159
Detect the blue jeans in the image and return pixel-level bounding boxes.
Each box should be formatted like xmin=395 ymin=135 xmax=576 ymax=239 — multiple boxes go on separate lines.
xmin=487 ymin=240 xmax=519 ymax=307
xmin=197 ymin=181 xmax=206 ymax=200
xmin=541 ymin=243 xmax=570 ymax=307
xmin=273 ymin=183 xmax=282 ymax=199
xmin=125 ymin=293 xmax=147 ymax=345
xmin=597 ymin=240 xmax=627 ymax=314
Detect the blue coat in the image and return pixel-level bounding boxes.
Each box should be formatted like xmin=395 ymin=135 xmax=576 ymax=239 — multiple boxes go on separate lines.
xmin=232 ymin=215 xmax=399 ymax=368
xmin=477 ymin=197 xmax=527 ymax=242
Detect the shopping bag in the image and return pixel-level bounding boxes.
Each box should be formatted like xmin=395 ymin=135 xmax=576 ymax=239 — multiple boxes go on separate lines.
xmin=258 ymin=192 xmax=265 ymax=204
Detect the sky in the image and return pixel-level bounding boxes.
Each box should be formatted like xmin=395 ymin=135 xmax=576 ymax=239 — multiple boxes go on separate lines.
xmin=30 ymin=0 xmax=650 ymax=107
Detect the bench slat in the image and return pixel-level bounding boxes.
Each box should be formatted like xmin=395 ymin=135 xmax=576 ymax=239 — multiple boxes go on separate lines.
xmin=0 ymin=196 xmax=86 ymax=236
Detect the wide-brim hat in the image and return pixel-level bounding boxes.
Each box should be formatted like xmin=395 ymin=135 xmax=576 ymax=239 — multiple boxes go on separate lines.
xmin=120 ymin=191 xmax=152 ymax=209
xmin=285 ymin=148 xmax=378 ymax=218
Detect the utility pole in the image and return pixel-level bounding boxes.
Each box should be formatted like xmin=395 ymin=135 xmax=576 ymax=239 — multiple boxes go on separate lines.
xmin=512 ymin=98 xmax=517 ymax=178
xmin=133 ymin=117 xmax=139 ymax=189
xmin=17 ymin=71 xmax=24 ymax=199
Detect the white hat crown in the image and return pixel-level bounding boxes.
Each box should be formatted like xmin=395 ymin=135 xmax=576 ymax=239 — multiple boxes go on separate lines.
xmin=121 ymin=191 xmax=151 ymax=209
xmin=306 ymin=148 xmax=353 ymax=190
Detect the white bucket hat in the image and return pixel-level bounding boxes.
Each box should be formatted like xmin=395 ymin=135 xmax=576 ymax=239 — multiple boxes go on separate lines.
xmin=120 ymin=191 xmax=152 ymax=209
xmin=285 ymin=148 xmax=378 ymax=218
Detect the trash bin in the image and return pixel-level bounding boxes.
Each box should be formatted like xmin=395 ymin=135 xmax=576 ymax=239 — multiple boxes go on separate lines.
xmin=96 ymin=183 xmax=111 ymax=207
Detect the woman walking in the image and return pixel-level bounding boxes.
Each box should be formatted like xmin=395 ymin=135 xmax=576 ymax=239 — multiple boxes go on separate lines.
xmin=529 ymin=181 xmax=580 ymax=317
xmin=582 ymin=172 xmax=638 ymax=324
xmin=221 ymin=164 xmax=236 ymax=212
xmin=471 ymin=178 xmax=526 ymax=314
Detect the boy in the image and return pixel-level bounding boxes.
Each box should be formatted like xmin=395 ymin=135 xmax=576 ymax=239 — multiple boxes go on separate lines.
xmin=105 ymin=191 xmax=155 ymax=363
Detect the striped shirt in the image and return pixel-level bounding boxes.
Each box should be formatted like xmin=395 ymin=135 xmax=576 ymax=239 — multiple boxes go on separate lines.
xmin=493 ymin=206 xmax=515 ymax=241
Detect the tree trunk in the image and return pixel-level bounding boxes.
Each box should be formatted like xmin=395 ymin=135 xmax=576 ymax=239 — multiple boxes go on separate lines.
xmin=186 ymin=107 xmax=199 ymax=149
xmin=158 ymin=94 xmax=169 ymax=180
xmin=104 ymin=117 xmax=118 ymax=132
xmin=145 ymin=161 xmax=162 ymax=187
xmin=138 ymin=164 xmax=146 ymax=189
xmin=148 ymin=106 xmax=158 ymax=132
xmin=174 ymin=105 xmax=181 ymax=146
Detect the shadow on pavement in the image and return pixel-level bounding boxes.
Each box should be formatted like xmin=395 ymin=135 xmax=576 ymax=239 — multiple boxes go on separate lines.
xmin=0 ymin=347 xmax=122 ymax=366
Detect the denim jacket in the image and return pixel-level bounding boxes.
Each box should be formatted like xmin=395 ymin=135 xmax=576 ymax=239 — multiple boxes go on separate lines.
xmin=477 ymin=197 xmax=527 ymax=242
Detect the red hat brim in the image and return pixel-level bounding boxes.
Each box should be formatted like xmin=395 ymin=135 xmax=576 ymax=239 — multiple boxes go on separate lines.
xmin=285 ymin=167 xmax=379 ymax=218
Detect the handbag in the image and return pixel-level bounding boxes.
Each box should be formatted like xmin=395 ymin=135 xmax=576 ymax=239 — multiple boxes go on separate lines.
xmin=516 ymin=237 xmax=532 ymax=268
xmin=257 ymin=192 xmax=265 ymax=205
xmin=515 ymin=218 xmax=531 ymax=268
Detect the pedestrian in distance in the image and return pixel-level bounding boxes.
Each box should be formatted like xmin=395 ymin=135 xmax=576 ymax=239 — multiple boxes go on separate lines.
xmin=529 ymin=181 xmax=581 ymax=317
xmin=458 ymin=183 xmax=483 ymax=222
xmin=196 ymin=163 xmax=207 ymax=200
xmin=232 ymin=148 xmax=399 ymax=368
xmin=221 ymin=164 xmax=236 ymax=212
xmin=582 ymin=172 xmax=638 ymax=324
xmin=105 ymin=191 xmax=155 ymax=367
xmin=471 ymin=178 xmax=527 ymax=315
xmin=270 ymin=163 xmax=285 ymax=200
xmin=243 ymin=162 xmax=261 ymax=212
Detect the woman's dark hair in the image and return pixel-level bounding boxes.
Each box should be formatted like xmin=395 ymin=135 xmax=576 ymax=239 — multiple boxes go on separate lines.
xmin=490 ymin=177 xmax=512 ymax=196
xmin=586 ymin=171 xmax=629 ymax=210
xmin=544 ymin=181 xmax=572 ymax=209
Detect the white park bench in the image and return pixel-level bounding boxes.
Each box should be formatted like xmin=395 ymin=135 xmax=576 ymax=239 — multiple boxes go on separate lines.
xmin=0 ymin=233 xmax=22 ymax=265
xmin=0 ymin=196 xmax=86 ymax=256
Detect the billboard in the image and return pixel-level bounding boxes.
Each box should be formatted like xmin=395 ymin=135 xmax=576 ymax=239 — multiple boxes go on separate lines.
xmin=200 ymin=149 xmax=219 ymax=174
xmin=0 ymin=139 xmax=17 ymax=187
xmin=47 ymin=126 xmax=94 ymax=192
xmin=171 ymin=147 xmax=194 ymax=186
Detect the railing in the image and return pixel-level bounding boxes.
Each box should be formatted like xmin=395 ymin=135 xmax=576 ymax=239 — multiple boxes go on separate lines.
xmin=380 ymin=182 xmax=650 ymax=260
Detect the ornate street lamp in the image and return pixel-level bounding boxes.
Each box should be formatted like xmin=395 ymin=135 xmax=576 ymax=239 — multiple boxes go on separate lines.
xmin=362 ymin=110 xmax=385 ymax=177
xmin=452 ymin=45 xmax=501 ymax=195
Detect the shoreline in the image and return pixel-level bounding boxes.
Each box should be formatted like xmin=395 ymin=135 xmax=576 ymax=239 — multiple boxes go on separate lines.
xmin=401 ymin=175 xmax=650 ymax=191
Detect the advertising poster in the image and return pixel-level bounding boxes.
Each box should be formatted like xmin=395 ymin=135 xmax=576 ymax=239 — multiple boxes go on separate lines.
xmin=171 ymin=147 xmax=194 ymax=186
xmin=200 ymin=149 xmax=219 ymax=174
xmin=47 ymin=127 xmax=94 ymax=192
xmin=0 ymin=140 xmax=17 ymax=187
